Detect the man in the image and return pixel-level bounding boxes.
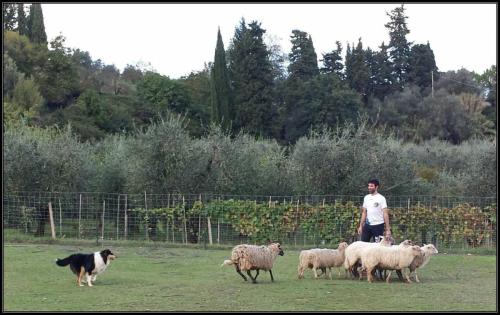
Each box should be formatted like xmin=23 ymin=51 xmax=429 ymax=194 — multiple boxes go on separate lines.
xmin=357 ymin=178 xmax=392 ymax=281
xmin=358 ymin=178 xmax=391 ymax=242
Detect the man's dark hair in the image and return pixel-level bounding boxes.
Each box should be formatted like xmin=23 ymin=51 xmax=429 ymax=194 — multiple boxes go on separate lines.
xmin=368 ymin=178 xmax=380 ymax=187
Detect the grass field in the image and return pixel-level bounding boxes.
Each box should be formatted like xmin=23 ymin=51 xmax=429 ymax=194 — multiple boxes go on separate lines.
xmin=3 ymin=243 xmax=497 ymax=311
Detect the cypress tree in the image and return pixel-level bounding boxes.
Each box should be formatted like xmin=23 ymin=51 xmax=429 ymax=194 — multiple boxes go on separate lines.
xmin=320 ymin=41 xmax=344 ymax=80
xmin=210 ymin=28 xmax=232 ymax=129
xmin=16 ymin=4 xmax=28 ymax=36
xmin=228 ymin=19 xmax=275 ymax=136
xmin=28 ymin=3 xmax=47 ymax=45
xmin=385 ymin=4 xmax=412 ymax=89
xmin=288 ymin=30 xmax=319 ymax=81
xmin=408 ymin=42 xmax=438 ymax=88
xmin=283 ymin=30 xmax=320 ymax=143
xmin=345 ymin=38 xmax=370 ymax=99
xmin=367 ymin=42 xmax=395 ymax=100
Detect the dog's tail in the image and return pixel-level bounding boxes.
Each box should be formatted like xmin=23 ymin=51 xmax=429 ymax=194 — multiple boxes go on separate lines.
xmin=55 ymin=255 xmax=73 ymax=267
xmin=221 ymin=259 xmax=234 ymax=267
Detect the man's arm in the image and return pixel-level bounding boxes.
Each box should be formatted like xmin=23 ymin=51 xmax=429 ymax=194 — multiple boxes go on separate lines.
xmin=383 ymin=207 xmax=391 ymax=236
xmin=358 ymin=207 xmax=367 ymax=235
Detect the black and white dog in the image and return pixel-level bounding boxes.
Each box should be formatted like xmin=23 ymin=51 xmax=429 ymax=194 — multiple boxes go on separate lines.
xmin=56 ymin=249 xmax=116 ymax=286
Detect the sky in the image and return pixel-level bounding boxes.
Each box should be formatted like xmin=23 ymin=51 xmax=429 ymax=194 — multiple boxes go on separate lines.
xmin=42 ymin=3 xmax=497 ymax=79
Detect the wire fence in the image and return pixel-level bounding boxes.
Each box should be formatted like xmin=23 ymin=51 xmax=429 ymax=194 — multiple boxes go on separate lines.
xmin=3 ymin=191 xmax=497 ymax=250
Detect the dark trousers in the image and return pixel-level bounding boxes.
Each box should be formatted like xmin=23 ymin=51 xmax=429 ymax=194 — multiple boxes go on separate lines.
xmin=361 ymin=223 xmax=385 ymax=242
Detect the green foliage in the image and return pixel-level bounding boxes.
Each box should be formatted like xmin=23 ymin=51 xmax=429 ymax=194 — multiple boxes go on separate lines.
xmin=16 ymin=4 xmax=28 ymax=36
xmin=3 ymin=30 xmax=44 ymax=77
xmin=228 ymin=20 xmax=276 ymax=137
xmin=210 ymin=29 xmax=232 ymax=129
xmin=385 ymin=4 xmax=412 ymax=89
xmin=288 ymin=30 xmax=319 ymax=81
xmin=3 ymin=122 xmax=96 ymax=192
xmin=345 ymin=39 xmax=370 ymax=98
xmin=435 ymin=69 xmax=482 ymax=95
xmin=320 ymin=41 xmax=344 ymax=79
xmin=126 ymin=199 xmax=495 ymax=247
xmin=391 ymin=203 xmax=497 ymax=247
xmin=417 ymin=91 xmax=475 ymax=144
xmin=136 ymin=72 xmax=190 ymax=118
xmin=3 ymin=53 xmax=24 ymax=97
xmin=366 ymin=42 xmax=395 ymax=100
xmin=179 ymin=68 xmax=212 ymax=137
xmin=408 ymin=43 xmax=438 ymax=88
xmin=4 ymin=115 xmax=496 ymax=197
xmin=475 ymin=65 xmax=496 ymax=128
xmin=121 ymin=64 xmax=144 ymax=84
xmin=35 ymin=35 xmax=80 ymax=108
xmin=5 ymin=76 xmax=45 ymax=124
xmin=27 ymin=3 xmax=47 ymax=45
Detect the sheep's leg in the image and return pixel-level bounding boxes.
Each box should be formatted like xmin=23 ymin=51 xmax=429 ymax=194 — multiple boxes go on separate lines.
xmin=269 ymin=269 xmax=275 ymax=282
xmin=414 ymin=270 xmax=420 ymax=283
xmin=366 ymin=267 xmax=374 ymax=283
xmin=313 ymin=267 xmax=319 ymax=279
xmin=235 ymin=266 xmax=247 ymax=281
xmin=321 ymin=268 xmax=327 ymax=278
xmin=328 ymin=267 xmax=332 ymax=280
xmin=404 ymin=269 xmax=412 ymax=283
xmin=247 ymin=270 xmax=257 ymax=283
xmin=396 ymin=270 xmax=405 ymax=282
xmin=386 ymin=271 xmax=392 ymax=283
xmin=253 ymin=269 xmax=260 ymax=281
xmin=376 ymin=268 xmax=384 ymax=281
xmin=352 ymin=261 xmax=361 ymax=279
xmin=297 ymin=266 xmax=304 ymax=279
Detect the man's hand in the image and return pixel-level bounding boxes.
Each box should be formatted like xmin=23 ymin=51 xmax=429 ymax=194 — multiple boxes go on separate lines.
xmin=385 ymin=229 xmax=392 ymax=237
xmin=357 ymin=225 xmax=363 ymax=235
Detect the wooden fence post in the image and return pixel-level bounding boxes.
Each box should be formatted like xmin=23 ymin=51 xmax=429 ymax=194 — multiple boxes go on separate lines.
xmin=116 ymin=195 xmax=120 ymax=240
xmin=58 ymin=198 xmax=62 ymax=237
xmin=78 ymin=194 xmax=82 ymax=239
xmin=144 ymin=191 xmax=148 ymax=241
xmin=183 ymin=196 xmax=187 ymax=245
xmin=48 ymin=202 xmax=56 ymax=240
xmin=101 ymin=200 xmax=106 ymax=241
xmin=217 ymin=197 xmax=221 ymax=244
xmin=124 ymin=194 xmax=128 ymax=240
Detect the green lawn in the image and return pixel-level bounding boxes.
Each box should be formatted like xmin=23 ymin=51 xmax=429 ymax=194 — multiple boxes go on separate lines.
xmin=3 ymin=243 xmax=497 ymax=311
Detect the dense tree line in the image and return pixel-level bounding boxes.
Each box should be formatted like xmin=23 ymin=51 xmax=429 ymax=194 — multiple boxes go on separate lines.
xmin=4 ymin=116 xmax=496 ymax=197
xmin=3 ymin=4 xmax=496 ymax=197
xmin=3 ymin=4 xmax=496 ymax=145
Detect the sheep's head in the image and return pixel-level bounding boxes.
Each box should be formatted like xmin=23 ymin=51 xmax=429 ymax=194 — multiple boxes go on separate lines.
xmin=422 ymin=244 xmax=438 ymax=255
xmin=269 ymin=242 xmax=284 ymax=256
xmin=379 ymin=235 xmax=395 ymax=245
xmin=338 ymin=242 xmax=349 ymax=251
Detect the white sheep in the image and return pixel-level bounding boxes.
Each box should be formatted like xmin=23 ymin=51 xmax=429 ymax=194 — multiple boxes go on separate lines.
xmin=297 ymin=242 xmax=349 ymax=279
xmin=343 ymin=235 xmax=394 ymax=279
xmin=387 ymin=243 xmax=438 ymax=283
xmin=364 ymin=240 xmax=414 ymax=282
xmin=360 ymin=244 xmax=423 ymax=283
xmin=221 ymin=242 xmax=284 ymax=283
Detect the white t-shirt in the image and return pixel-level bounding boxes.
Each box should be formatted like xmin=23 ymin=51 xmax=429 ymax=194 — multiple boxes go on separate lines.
xmin=362 ymin=193 xmax=387 ymax=226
